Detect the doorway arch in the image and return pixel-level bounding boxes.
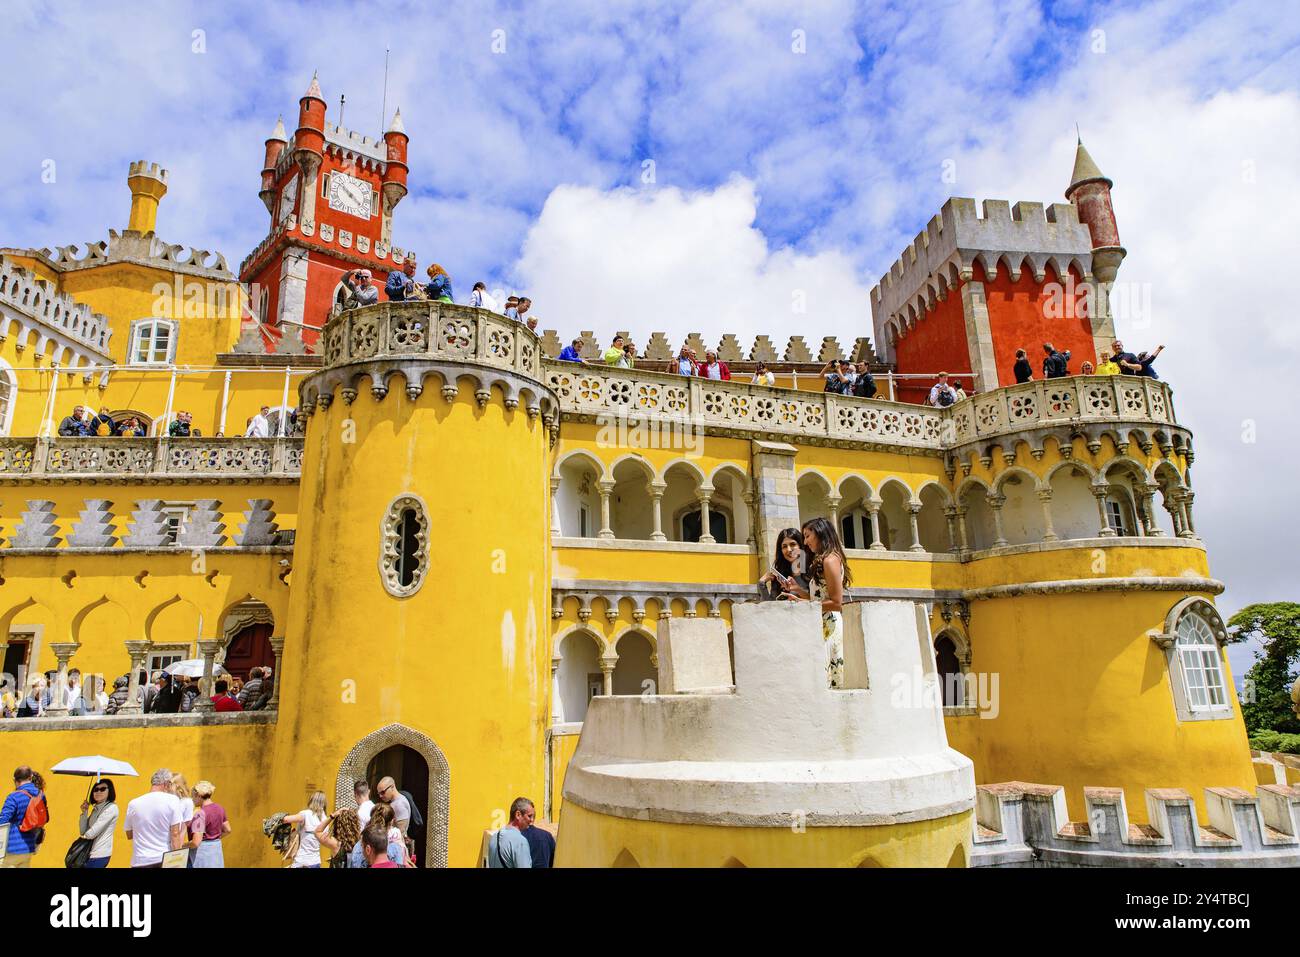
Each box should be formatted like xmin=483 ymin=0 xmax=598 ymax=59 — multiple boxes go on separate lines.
xmin=336 ymin=723 xmax=450 ymax=868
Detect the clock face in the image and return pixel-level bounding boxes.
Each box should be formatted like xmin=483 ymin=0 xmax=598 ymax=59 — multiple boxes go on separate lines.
xmin=278 ymin=174 xmax=299 ymax=222
xmin=328 ymin=171 xmax=373 ymax=219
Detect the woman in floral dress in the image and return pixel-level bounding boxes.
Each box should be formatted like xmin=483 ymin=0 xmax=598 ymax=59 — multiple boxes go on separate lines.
xmin=781 ymin=516 xmax=852 ymax=688
xmin=780 ymin=514 xmax=852 ymax=686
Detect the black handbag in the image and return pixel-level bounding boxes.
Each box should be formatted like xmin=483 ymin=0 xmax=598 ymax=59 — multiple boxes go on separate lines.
xmin=65 ymin=836 xmax=93 ymax=868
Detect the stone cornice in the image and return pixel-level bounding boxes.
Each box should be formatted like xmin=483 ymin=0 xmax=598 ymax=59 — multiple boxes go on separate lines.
xmin=961 ymin=576 xmax=1224 ymax=601
xmin=0 ymin=710 xmax=277 ymax=733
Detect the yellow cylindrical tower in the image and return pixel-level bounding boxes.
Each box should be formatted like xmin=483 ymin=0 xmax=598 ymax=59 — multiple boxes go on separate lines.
xmin=126 ymin=160 xmax=169 ymax=234
xmin=274 ymin=301 xmax=556 ymax=867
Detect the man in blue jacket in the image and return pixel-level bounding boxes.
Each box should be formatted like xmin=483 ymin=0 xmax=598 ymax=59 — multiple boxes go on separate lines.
xmin=0 ymin=766 xmax=44 ymax=868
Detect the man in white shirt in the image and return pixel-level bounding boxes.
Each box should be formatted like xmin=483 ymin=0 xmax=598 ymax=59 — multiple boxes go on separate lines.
xmin=354 ymin=780 xmax=374 ymax=827
xmin=123 ymin=768 xmax=184 ymax=867
xmin=245 ymin=405 xmax=271 ymax=438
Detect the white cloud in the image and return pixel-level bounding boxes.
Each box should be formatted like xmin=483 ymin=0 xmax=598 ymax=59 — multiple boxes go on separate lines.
xmin=513 ymin=177 xmax=875 ymax=350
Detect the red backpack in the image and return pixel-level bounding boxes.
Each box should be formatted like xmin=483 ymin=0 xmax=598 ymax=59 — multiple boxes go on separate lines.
xmin=19 ymin=789 xmax=48 ymax=843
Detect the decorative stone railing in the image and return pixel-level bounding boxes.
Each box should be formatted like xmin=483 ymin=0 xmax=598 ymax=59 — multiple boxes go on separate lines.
xmin=316 ymin=301 xmax=541 ymax=381
xmin=545 ymin=362 xmax=947 ymax=450
xmin=0 ymin=437 xmax=303 ymax=480
xmin=546 ymin=362 xmax=1183 ymax=456
xmin=949 ymin=375 xmax=1179 ymax=451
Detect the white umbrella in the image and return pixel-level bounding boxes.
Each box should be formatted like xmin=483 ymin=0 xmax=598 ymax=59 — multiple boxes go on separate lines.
xmin=164 ymin=659 xmax=229 ymax=678
xmin=51 ymin=756 xmax=139 ymax=779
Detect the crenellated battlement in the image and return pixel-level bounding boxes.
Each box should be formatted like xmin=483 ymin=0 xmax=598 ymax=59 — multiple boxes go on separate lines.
xmin=870 ymin=196 xmax=1096 ymax=359
xmin=0 ymin=256 xmax=113 ymax=360
xmin=538 ymin=328 xmax=878 ymax=365
xmin=127 ymin=159 xmax=168 ymax=184
xmin=972 ymin=781 xmax=1300 ymax=867
xmin=323 ymin=122 xmax=387 ymax=165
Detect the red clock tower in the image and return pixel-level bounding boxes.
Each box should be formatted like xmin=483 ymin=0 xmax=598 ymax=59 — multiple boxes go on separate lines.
xmin=238 ymin=73 xmax=410 ymax=350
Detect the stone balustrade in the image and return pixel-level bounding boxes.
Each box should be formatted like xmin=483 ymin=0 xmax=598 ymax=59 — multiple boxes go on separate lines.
xmin=0 ymin=437 xmax=303 ymax=481
xmin=317 ymin=300 xmax=541 ymax=380
xmin=948 ymin=374 xmax=1183 ymax=459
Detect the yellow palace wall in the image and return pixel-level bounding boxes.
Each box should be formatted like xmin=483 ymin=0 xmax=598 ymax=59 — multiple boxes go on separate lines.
xmin=0 ymin=257 xmax=300 ymax=439
xmin=272 ymin=375 xmax=553 ymax=868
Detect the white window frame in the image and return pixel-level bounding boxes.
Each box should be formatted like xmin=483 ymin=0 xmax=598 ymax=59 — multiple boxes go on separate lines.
xmin=1105 ymin=497 xmax=1129 ymax=537
xmin=129 ymin=318 xmax=178 ymax=366
xmin=160 ymin=502 xmax=194 ymax=546
xmin=0 ymin=356 xmax=17 ymax=436
xmin=379 ymin=493 xmax=429 ymax=598
xmin=1158 ymin=597 xmax=1234 ymax=722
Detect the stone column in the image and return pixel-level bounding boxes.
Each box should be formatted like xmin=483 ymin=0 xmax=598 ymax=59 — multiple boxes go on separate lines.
xmin=600 ymin=658 xmax=615 ymax=696
xmin=987 ymin=493 xmax=1008 ymax=548
xmin=742 ymin=491 xmax=756 ymax=548
xmin=1141 ymin=484 xmax=1164 ymax=536
xmin=549 ymin=476 xmax=561 ymax=536
xmin=826 ymin=494 xmax=841 ymax=530
xmin=121 ymin=640 xmax=151 ymax=715
xmin=1037 ymin=489 xmax=1058 ymax=542
xmin=648 ymin=481 xmax=666 ymax=542
xmin=1179 ymin=491 xmax=1198 ymax=539
xmin=1093 ymin=486 xmax=1116 ymax=537
xmin=943 ymin=506 xmax=960 ymax=553
xmin=955 ymin=506 xmax=971 ymax=557
xmin=696 ymin=486 xmax=715 ymax=544
xmin=749 ymin=441 xmax=800 ymax=572
xmin=906 ymin=502 xmax=926 ymax=552
xmin=45 ymin=642 xmax=80 ymax=716
xmin=193 ymin=639 xmax=223 ymax=714
xmin=267 ymin=636 xmax=285 ymax=709
xmin=866 ymin=498 xmax=886 ymax=551
xmin=596 ymin=480 xmax=615 ymax=540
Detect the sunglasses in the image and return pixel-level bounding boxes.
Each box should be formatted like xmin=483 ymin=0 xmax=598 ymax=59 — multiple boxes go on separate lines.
xmin=93 ymin=786 xmax=108 ymax=792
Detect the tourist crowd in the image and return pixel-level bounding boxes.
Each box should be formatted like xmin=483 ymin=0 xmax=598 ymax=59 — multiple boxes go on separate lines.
xmin=55 ymin=404 xmax=302 ymax=440
xmin=0 ymin=764 xmax=232 ymax=868
xmin=1 ymin=666 xmax=273 ymax=718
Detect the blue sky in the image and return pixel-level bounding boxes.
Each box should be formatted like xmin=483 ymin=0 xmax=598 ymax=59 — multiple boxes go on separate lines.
xmin=3 ymin=0 xmax=1299 ymax=672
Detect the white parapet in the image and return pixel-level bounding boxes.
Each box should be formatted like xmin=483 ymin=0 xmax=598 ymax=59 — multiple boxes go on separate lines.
xmin=563 ymin=599 xmax=975 ymax=828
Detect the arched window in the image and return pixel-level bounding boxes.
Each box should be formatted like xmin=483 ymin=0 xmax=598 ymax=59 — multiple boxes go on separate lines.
xmin=380 ymin=495 xmax=429 ymax=597
xmin=1159 ymin=598 xmax=1232 ymax=721
xmin=934 ymin=635 xmax=963 ymax=706
xmin=129 ymin=319 xmax=178 ymax=365
xmin=0 ymin=357 xmax=17 ymax=436
xmin=1175 ymin=612 xmax=1227 ymax=712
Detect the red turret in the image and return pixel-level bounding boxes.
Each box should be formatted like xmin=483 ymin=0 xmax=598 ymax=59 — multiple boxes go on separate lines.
xmin=294 ymin=71 xmax=326 ymax=165
xmin=259 ymin=116 xmax=288 ymax=215
xmin=382 ymin=108 xmax=409 ymax=210
xmin=1065 ymin=139 xmax=1126 ymax=283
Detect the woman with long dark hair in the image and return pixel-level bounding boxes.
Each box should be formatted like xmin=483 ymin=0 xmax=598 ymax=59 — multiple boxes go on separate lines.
xmin=799 ymin=516 xmax=852 ymax=688
xmin=78 ymin=778 xmax=118 ymax=867
xmin=757 ymin=528 xmax=811 ymax=601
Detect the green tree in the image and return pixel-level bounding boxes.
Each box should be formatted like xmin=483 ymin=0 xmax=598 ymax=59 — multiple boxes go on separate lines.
xmin=1229 ymin=602 xmax=1300 ymax=734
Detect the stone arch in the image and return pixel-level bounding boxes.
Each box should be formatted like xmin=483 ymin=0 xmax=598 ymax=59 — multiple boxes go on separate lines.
xmin=955 ymin=477 xmax=995 ymax=553
xmin=555 ymin=450 xmax=607 ymax=538
xmin=612 ymin=847 xmax=640 ymax=867
xmin=657 ymin=456 xmax=707 ymax=487
xmin=709 ymin=464 xmax=752 ymax=546
xmin=835 ymin=474 xmax=875 ymax=549
xmin=71 ymin=596 xmax=133 ymax=646
xmin=610 ymin=627 xmax=657 ymax=695
xmin=796 ymin=469 xmax=835 ymax=527
xmin=609 ymin=455 xmax=656 ymax=540
xmin=933 ymin=627 xmax=972 ymax=707
xmin=876 ymin=477 xmax=914 ymax=550
xmin=1044 ymin=461 xmax=1099 ymax=541
xmin=1102 ymin=458 xmax=1152 ymax=537
xmin=0 ymin=355 xmax=16 ymax=436
xmin=336 ymin=723 xmax=451 ymax=869
xmin=915 ymin=481 xmax=953 ymax=552
xmin=143 ymin=596 xmax=204 ymax=646
xmin=553 ymin=625 xmax=605 ymax=723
